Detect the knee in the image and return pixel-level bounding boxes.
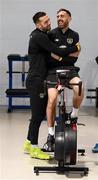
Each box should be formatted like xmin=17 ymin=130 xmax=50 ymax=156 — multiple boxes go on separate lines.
xmin=73 ymin=82 xmax=84 ymax=98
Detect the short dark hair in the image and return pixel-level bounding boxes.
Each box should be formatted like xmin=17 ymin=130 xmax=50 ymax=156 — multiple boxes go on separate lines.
xmin=57 ymin=8 xmax=71 ymax=17
xmin=32 ymin=12 xmax=46 ymax=24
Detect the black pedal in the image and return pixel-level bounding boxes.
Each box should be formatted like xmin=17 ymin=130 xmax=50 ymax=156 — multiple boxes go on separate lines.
xmin=71 ymin=117 xmax=77 ymax=124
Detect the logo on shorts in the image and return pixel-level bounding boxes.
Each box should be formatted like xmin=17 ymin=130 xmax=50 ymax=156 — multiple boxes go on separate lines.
xmin=39 ymin=93 xmax=44 ymax=98
xmin=54 ymin=38 xmax=59 ymax=42
xmin=67 ymin=38 xmax=73 ymax=44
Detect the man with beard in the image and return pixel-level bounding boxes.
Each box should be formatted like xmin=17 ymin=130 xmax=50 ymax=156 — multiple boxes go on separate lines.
xmin=44 ymin=8 xmax=84 ymax=151
xmin=23 ymin=11 xmax=80 ymax=160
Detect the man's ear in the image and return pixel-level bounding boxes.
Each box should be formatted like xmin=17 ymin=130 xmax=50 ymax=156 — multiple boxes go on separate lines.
xmin=36 ymin=23 xmax=40 ymax=28
xmin=36 ymin=21 xmax=42 ymax=29
xmin=68 ymin=16 xmax=72 ymax=22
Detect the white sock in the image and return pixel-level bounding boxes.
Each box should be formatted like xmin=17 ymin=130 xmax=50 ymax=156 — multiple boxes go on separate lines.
xmin=31 ymin=145 xmax=38 ymax=148
xmin=48 ymin=127 xmax=54 ymax=136
xmin=71 ymin=107 xmax=79 ymax=118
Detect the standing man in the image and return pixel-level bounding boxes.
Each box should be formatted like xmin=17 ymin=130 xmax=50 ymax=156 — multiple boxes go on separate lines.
xmin=44 ymin=8 xmax=83 ymax=151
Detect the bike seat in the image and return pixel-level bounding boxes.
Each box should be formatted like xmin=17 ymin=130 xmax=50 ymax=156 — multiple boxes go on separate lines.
xmin=56 ymin=69 xmax=70 ymax=79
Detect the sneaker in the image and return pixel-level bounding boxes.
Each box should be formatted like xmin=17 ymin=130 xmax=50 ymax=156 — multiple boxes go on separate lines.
xmin=92 ymin=143 xmax=98 ymax=153
xmin=23 ymin=139 xmax=31 ymax=154
xmin=43 ymin=134 xmax=55 ymax=152
xmin=69 ymin=112 xmax=78 ymax=123
xmin=30 ymin=147 xmax=51 ymax=160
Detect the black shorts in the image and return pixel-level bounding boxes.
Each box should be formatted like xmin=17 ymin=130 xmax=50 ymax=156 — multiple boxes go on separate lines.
xmin=46 ymin=66 xmax=80 ymax=89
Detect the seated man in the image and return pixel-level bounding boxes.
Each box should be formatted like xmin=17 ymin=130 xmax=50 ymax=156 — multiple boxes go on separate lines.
xmin=44 ymin=8 xmax=84 ymax=151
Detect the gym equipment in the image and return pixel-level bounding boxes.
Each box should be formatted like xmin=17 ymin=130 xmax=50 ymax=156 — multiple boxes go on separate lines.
xmin=86 ymin=88 xmax=98 ymax=108
xmin=34 ymin=69 xmax=89 ymax=176
xmin=5 ymin=54 xmax=30 ymax=112
xmin=95 ymin=56 xmax=98 ymax=64
xmin=86 ymin=57 xmax=98 ymax=107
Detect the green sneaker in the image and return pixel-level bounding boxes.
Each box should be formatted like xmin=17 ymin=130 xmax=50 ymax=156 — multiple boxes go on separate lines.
xmin=23 ymin=139 xmax=31 ymax=154
xmin=30 ymin=147 xmax=51 ymax=160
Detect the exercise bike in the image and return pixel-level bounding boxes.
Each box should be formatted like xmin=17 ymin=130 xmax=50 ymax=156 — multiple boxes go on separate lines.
xmin=34 ymin=69 xmax=89 ymax=176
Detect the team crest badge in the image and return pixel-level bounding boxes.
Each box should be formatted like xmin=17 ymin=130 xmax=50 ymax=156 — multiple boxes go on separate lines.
xmin=67 ymin=38 xmax=73 ymax=44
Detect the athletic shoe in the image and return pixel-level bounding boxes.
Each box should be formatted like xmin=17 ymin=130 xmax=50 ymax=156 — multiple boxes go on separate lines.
xmin=92 ymin=143 xmax=98 ymax=153
xmin=30 ymin=147 xmax=51 ymax=160
xmin=69 ymin=112 xmax=78 ymax=123
xmin=23 ymin=139 xmax=31 ymax=154
xmin=43 ymin=134 xmax=55 ymax=152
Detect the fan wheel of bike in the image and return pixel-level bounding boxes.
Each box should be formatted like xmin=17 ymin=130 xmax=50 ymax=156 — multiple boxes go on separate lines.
xmin=55 ymin=124 xmax=77 ymax=165
xmin=64 ymin=125 xmax=77 ymax=165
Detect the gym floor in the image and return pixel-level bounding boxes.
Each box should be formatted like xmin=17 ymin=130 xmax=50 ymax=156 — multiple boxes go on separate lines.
xmin=0 ymin=106 xmax=98 ymax=180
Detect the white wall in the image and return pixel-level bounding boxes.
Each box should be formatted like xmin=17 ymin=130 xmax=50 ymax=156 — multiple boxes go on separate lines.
xmin=0 ymin=0 xmax=98 ymax=106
